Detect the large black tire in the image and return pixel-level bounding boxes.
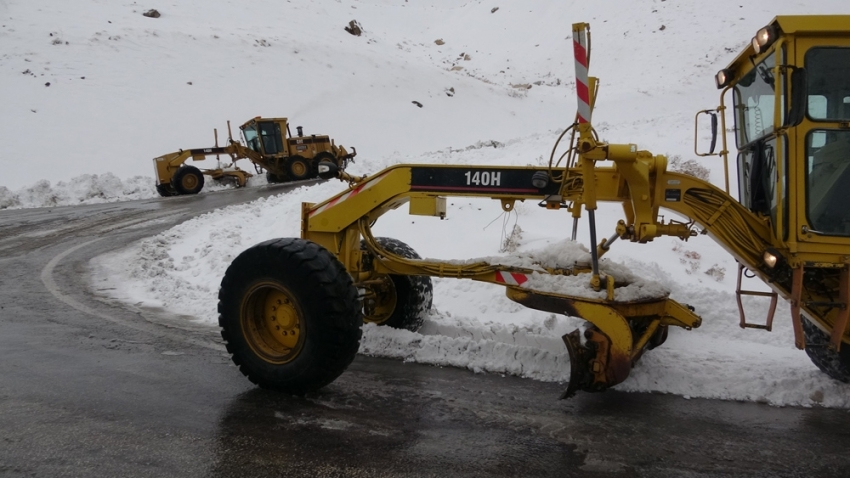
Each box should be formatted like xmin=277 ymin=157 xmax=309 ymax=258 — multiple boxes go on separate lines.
xmin=360 ymin=237 xmax=433 ymax=332
xmin=803 ymin=318 xmax=850 ymax=383
xmin=171 ymin=166 xmax=204 ymax=195
xmin=287 ymin=156 xmax=313 ymax=181
xmin=218 ymin=238 xmax=363 ymax=393
xmin=312 ymin=152 xmax=336 ymax=176
xmin=155 ymin=183 xmax=177 ymax=197
xmin=265 ymin=172 xmax=286 ymax=183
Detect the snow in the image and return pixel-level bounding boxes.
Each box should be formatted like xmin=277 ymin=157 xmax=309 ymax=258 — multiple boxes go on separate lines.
xmin=5 ymin=0 xmax=850 ymax=408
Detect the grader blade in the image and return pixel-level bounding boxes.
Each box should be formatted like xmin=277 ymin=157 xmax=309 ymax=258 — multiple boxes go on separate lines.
xmin=561 ymin=325 xmax=632 ymax=398
xmin=505 ymin=286 xmax=702 ymax=397
xmin=561 ymin=329 xmax=591 ymax=399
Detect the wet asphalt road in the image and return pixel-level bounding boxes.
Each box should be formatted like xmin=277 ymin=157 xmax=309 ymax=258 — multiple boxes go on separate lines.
xmin=1 ymin=184 xmax=849 ymax=478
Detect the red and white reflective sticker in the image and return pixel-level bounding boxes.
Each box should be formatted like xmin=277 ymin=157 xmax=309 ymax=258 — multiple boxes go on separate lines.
xmin=494 ymin=271 xmax=530 ymax=286
xmin=308 ymin=173 xmax=388 ymax=218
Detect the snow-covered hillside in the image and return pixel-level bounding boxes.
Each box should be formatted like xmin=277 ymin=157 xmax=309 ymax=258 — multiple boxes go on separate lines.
xmin=5 ymin=0 xmax=850 ymax=407
xmin=3 ymin=0 xmax=847 ymax=194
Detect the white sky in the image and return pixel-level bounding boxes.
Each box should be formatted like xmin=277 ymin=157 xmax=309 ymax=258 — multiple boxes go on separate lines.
xmin=4 ymin=0 xmax=850 ymax=407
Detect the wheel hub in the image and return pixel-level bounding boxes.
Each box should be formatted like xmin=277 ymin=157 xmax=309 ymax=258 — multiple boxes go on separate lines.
xmin=241 ymin=282 xmax=304 ymax=364
xmin=291 ymin=161 xmax=307 ymax=177
xmin=363 ymin=275 xmax=397 ymax=325
xmin=263 ymin=290 xmax=300 ymax=348
xmin=182 ymin=175 xmax=198 ymax=189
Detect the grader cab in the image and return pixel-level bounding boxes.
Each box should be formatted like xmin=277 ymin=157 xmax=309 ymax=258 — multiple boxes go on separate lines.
xmin=152 ymin=117 xmax=356 ymax=197
xmin=214 ymin=16 xmax=850 ymax=398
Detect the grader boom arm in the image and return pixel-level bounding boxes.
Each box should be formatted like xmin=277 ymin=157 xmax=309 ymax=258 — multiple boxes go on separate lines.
xmin=301 ymin=159 xmax=742 ymax=396
xmin=152 ymin=142 xmax=261 ymax=188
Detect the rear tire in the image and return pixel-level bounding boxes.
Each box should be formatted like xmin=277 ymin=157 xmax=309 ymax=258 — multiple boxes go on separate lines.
xmin=313 ymin=152 xmax=337 ymax=176
xmin=803 ymin=318 xmax=850 ymax=383
xmin=360 ymin=237 xmax=432 ymax=332
xmin=171 ymin=166 xmax=204 ymax=195
xmin=287 ymin=156 xmax=312 ymax=181
xmin=265 ymin=172 xmax=286 ymax=183
xmin=155 ymin=183 xmax=177 ymax=197
xmin=218 ymin=238 xmax=362 ymax=393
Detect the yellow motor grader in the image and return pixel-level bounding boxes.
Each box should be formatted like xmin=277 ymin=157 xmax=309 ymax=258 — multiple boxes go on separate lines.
xmin=216 ymin=16 xmax=850 ymax=398
xmin=152 ymin=117 xmax=356 ymax=196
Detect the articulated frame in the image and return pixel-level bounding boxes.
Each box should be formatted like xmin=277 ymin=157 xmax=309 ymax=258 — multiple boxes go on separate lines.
xmin=298 ymin=149 xmax=766 ymax=395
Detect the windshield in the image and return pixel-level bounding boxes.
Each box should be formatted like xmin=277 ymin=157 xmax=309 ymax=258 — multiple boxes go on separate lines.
xmin=806 ymin=48 xmax=850 ymax=121
xmin=242 ymin=125 xmax=259 ymax=152
xmin=733 ymin=51 xmax=783 ymax=147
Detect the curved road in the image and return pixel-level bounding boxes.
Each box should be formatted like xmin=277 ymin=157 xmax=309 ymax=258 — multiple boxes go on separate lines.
xmin=0 ymin=184 xmax=848 ymax=478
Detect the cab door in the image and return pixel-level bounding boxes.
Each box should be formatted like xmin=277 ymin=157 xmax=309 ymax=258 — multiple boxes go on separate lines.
xmin=792 ymin=37 xmax=850 ymax=251
xmin=258 ymin=121 xmax=284 ymax=156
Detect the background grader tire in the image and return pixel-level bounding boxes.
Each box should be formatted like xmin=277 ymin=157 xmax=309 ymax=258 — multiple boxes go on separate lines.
xmin=312 ymin=152 xmax=336 ymax=176
xmin=803 ymin=318 xmax=850 ymax=383
xmin=265 ymin=172 xmax=287 ymax=184
xmin=155 ymin=184 xmax=177 ymax=197
xmin=360 ymin=237 xmax=433 ymax=332
xmin=171 ymin=165 xmax=205 ymax=195
xmin=287 ymin=156 xmax=313 ymax=181
xmin=218 ymin=238 xmax=362 ymax=394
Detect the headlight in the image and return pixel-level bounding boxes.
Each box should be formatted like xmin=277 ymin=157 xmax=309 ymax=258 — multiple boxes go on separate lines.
xmin=763 ymin=249 xmax=779 ymax=268
xmin=752 ymin=26 xmax=776 ymax=55
xmin=715 ymin=68 xmax=734 ymax=89
xmin=531 ymin=171 xmax=549 ymax=189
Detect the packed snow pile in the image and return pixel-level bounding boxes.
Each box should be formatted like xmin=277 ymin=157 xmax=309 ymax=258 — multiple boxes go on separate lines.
xmin=451 ymin=238 xmax=670 ymax=301
xmin=0 ymin=174 xmax=156 ymax=209
xmin=0 ymin=172 xmax=261 ymax=209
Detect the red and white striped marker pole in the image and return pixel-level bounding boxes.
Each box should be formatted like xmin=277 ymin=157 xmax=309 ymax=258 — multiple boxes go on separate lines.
xmin=572 ymin=23 xmax=591 ymax=125
xmin=572 ymin=23 xmax=601 ymax=289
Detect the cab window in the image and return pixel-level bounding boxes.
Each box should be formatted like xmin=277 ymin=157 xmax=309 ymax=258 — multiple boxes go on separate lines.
xmin=258 ymin=122 xmax=284 ymax=155
xmin=806 ymin=130 xmax=850 ymax=235
xmin=242 ymin=125 xmax=259 ymax=152
xmin=806 ymin=48 xmax=850 ymax=121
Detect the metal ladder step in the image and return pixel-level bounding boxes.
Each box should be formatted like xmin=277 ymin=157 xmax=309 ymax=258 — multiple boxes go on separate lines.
xmin=736 ymin=262 xmax=778 ymax=331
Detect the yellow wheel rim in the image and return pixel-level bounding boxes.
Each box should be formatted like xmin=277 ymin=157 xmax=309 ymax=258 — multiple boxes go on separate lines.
xmin=181 ymin=174 xmax=199 ymax=190
xmin=240 ymin=281 xmax=304 ymax=364
xmin=291 ymin=161 xmax=307 ymax=177
xmin=363 ymin=275 xmax=397 ymax=325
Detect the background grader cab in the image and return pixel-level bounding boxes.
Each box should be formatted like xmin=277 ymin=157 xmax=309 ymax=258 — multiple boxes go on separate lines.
xmin=152 ymin=117 xmax=356 ymax=196
xmin=215 ymin=16 xmax=850 ymax=398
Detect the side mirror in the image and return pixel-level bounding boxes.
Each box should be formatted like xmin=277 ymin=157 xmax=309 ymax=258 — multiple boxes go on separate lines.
xmin=317 ymin=161 xmax=339 ymax=180
xmin=709 ymin=112 xmax=718 ymax=154
xmin=694 ymin=109 xmax=720 ymax=157
xmin=784 ymin=67 xmax=807 ymax=127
